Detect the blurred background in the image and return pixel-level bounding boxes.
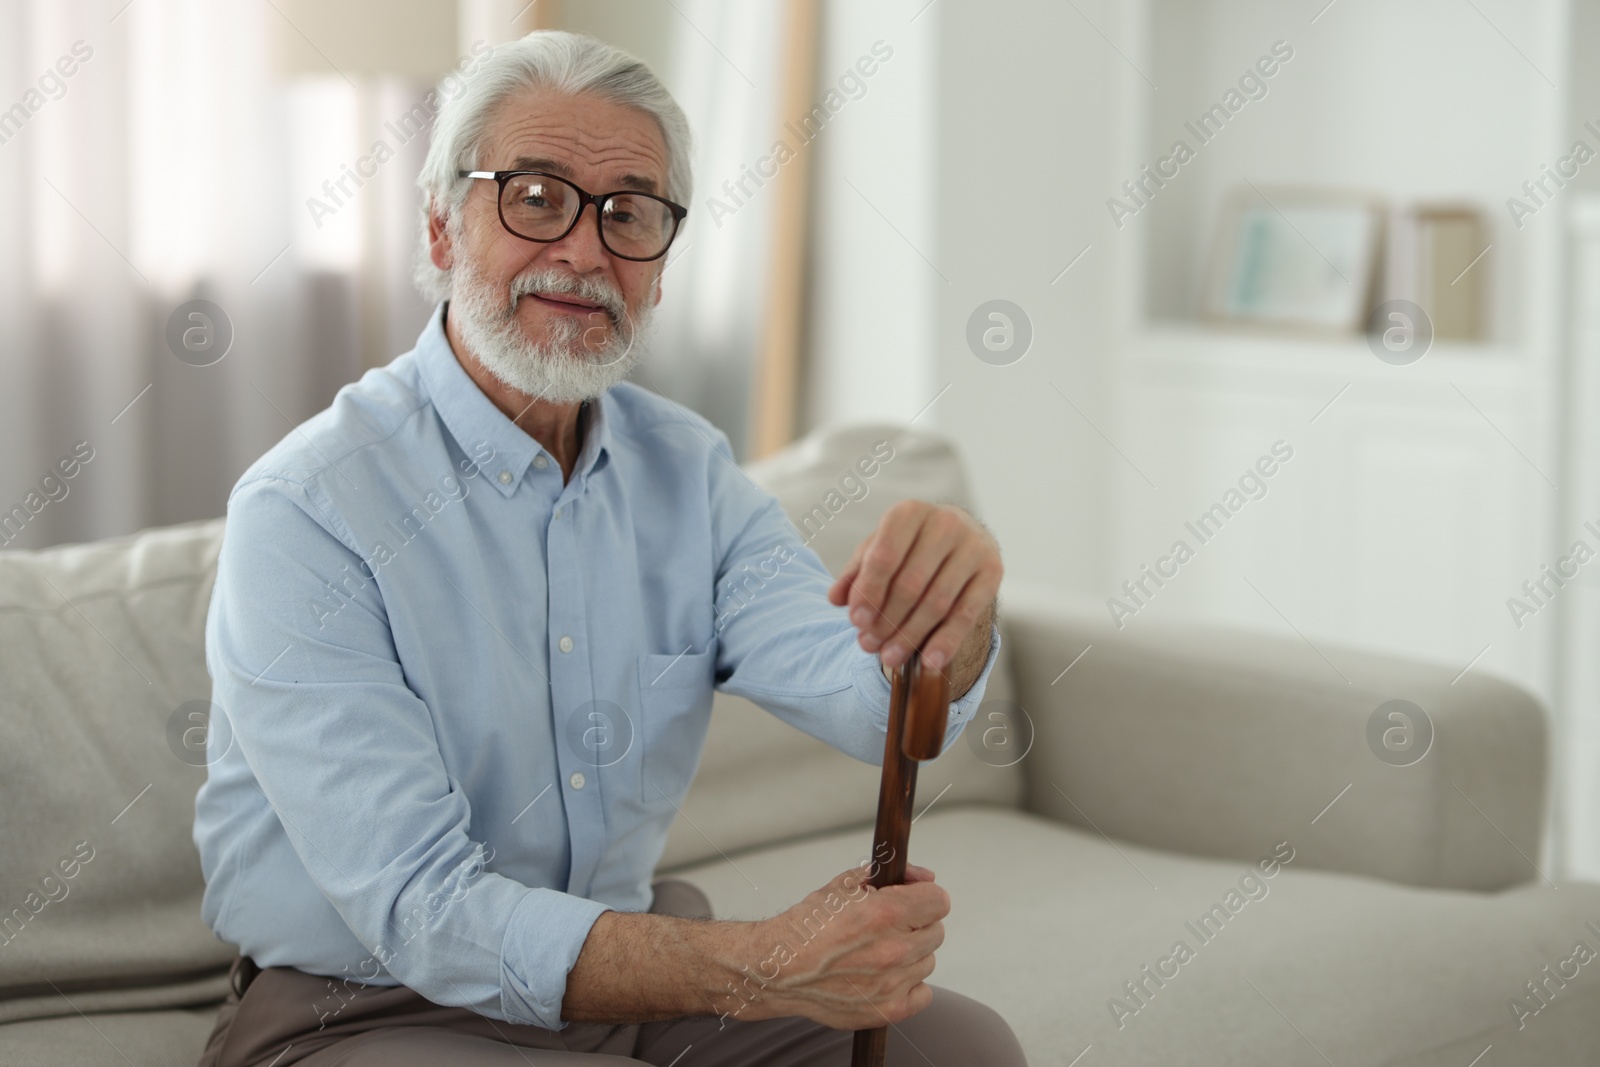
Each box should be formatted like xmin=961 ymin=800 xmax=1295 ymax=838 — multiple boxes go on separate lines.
xmin=2 ymin=0 xmax=1596 ymax=883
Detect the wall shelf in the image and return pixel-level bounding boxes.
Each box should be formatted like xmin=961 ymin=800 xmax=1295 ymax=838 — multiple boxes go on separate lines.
xmin=1125 ymin=324 xmax=1529 ymax=394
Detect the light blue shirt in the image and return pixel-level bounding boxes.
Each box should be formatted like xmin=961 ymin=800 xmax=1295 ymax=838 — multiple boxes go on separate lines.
xmin=192 ymin=301 xmax=1002 ymax=1031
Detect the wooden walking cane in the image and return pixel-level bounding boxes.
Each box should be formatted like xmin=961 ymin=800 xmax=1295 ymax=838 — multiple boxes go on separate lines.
xmin=850 ymin=647 xmax=950 ymax=1067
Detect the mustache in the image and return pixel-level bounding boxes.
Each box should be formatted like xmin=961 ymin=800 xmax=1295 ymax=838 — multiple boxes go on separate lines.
xmin=507 ymin=268 xmax=627 ymax=326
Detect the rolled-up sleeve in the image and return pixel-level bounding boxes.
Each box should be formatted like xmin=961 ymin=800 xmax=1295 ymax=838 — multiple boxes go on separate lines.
xmin=704 ymin=434 xmax=1003 ymax=764
xmin=208 ymin=476 xmax=611 ymax=1029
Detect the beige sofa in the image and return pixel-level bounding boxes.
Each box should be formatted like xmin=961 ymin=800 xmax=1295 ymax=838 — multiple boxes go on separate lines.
xmin=1 ymin=421 xmax=1596 ymax=1067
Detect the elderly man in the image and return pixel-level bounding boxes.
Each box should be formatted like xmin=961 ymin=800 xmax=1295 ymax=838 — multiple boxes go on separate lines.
xmin=193 ymin=29 xmax=1024 ymax=1067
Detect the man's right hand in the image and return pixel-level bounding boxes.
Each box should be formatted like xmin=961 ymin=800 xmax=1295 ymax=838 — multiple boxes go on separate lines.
xmin=729 ymin=862 xmax=949 ymax=1030
xmin=560 ymin=862 xmax=949 ymax=1029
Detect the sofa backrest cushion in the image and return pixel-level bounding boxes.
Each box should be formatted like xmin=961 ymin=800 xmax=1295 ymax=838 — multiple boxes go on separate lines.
xmin=0 ymin=518 xmax=235 ymax=1023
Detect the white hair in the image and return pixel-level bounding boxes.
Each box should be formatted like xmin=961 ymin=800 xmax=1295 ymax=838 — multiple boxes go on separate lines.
xmin=411 ymin=30 xmax=694 ymax=304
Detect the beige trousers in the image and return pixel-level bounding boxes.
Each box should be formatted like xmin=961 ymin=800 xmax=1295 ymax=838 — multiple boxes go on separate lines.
xmin=194 ymin=879 xmax=1027 ymax=1067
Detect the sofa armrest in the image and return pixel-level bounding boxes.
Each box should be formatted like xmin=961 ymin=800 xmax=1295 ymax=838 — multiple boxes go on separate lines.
xmin=998 ymin=595 xmax=1549 ymax=891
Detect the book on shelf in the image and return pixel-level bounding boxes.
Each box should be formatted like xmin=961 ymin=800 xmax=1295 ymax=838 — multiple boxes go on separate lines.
xmin=1378 ymin=205 xmax=1487 ymax=342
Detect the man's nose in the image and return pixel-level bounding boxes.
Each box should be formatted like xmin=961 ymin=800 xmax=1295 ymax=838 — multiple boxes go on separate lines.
xmin=544 ymin=202 xmax=612 ymax=273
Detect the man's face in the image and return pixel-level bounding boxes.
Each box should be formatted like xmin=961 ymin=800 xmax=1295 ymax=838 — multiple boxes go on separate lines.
xmin=432 ymin=87 xmax=673 ymax=403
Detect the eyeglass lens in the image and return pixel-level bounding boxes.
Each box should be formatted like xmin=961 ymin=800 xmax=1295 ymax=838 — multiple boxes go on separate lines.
xmin=499 ymin=174 xmax=675 ymax=259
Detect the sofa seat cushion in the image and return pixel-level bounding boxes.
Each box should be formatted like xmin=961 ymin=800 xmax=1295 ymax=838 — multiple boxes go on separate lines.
xmin=0 ymin=1005 xmax=221 ymax=1067
xmin=665 ymin=805 xmax=1600 ymax=1067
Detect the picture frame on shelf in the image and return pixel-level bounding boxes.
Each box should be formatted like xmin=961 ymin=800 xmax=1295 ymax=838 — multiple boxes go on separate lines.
xmin=1201 ymin=186 xmax=1385 ymax=337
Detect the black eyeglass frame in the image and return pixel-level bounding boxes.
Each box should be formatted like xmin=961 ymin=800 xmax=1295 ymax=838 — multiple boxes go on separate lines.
xmin=458 ymin=169 xmax=688 ymax=262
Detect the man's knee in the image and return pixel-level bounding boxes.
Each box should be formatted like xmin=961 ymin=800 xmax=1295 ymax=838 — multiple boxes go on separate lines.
xmin=896 ymin=985 xmax=1027 ymax=1066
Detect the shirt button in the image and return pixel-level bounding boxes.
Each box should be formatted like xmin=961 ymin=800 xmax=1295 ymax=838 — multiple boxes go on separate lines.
xmin=569 ymin=772 xmax=586 ymax=790
xmin=558 ymin=635 xmax=574 ymax=653
xmin=554 ymin=507 xmax=563 ymax=520
xmin=497 ymin=470 xmax=512 ymax=485
xmin=533 ymin=454 xmax=548 ymax=469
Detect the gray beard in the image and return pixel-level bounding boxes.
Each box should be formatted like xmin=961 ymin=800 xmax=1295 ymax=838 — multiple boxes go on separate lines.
xmin=450 ymin=260 xmax=650 ymax=405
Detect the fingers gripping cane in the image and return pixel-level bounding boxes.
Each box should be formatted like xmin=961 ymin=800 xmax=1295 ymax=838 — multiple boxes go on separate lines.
xmin=850 ymin=648 xmax=950 ymax=1067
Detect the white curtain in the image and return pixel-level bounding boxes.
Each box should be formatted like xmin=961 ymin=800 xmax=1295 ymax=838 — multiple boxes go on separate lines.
xmin=0 ymin=0 xmax=791 ymax=551
xmin=0 ymin=0 xmax=434 ymax=551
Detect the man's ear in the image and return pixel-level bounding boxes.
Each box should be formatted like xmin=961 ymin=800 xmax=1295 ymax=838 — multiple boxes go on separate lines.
xmin=427 ymin=200 xmax=454 ymax=273
xmin=651 ymin=268 xmax=664 ymax=307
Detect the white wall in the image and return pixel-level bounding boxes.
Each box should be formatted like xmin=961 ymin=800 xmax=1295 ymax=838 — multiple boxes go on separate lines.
xmin=928 ymin=0 xmax=1120 ymax=602
xmin=1108 ymin=0 xmax=1568 ymax=685
xmin=798 ymin=0 xmax=938 ymax=432
xmin=918 ymin=0 xmax=1599 ymax=879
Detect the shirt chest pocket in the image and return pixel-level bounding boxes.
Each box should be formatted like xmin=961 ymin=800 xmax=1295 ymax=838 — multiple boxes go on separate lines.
xmin=636 ymin=649 xmax=716 ymax=808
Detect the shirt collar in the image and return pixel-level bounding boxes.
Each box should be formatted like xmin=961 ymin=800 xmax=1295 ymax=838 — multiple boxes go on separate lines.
xmin=415 ymin=301 xmax=613 ymax=498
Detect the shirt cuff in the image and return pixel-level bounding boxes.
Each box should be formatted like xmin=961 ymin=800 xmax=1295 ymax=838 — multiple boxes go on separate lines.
xmin=851 ymin=620 xmax=1004 ymax=750
xmin=499 ymin=887 xmax=616 ymax=1030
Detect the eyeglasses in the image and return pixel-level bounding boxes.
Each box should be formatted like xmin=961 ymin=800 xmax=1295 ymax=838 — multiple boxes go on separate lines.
xmin=458 ymin=170 xmax=688 ymax=262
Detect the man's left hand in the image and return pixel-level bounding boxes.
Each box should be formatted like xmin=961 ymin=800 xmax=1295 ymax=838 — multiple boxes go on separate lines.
xmin=827 ymin=501 xmax=1002 ymax=673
